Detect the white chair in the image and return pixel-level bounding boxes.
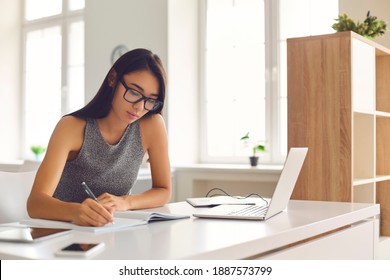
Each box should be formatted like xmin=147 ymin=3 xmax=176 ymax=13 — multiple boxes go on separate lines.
xmin=0 ymin=171 xmax=37 ymax=223
xmin=0 ymin=161 xmax=24 ymax=172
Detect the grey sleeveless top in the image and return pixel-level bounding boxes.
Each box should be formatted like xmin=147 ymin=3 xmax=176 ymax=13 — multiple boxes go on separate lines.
xmin=53 ymin=118 xmax=145 ymax=203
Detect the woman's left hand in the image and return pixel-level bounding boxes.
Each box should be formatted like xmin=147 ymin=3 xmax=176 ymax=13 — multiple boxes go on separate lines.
xmin=98 ymin=192 xmax=129 ymax=211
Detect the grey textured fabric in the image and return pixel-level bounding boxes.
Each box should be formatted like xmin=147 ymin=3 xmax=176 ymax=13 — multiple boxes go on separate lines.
xmin=53 ymin=118 xmax=145 ymax=203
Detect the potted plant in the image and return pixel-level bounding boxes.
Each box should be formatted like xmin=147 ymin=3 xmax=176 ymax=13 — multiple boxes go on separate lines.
xmin=31 ymin=145 xmax=47 ymax=161
xmin=332 ymin=11 xmax=387 ymax=39
xmin=240 ymin=132 xmax=265 ymax=167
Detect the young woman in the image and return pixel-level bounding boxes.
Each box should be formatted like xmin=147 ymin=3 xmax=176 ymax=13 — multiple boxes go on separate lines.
xmin=27 ymin=48 xmax=171 ymax=227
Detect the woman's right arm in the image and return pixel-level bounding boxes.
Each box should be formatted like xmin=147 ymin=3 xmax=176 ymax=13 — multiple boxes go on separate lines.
xmin=26 ymin=116 xmax=113 ymax=226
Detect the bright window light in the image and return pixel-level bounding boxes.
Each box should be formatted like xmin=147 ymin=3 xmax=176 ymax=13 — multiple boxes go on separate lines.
xmin=24 ymin=0 xmax=62 ymax=21
xmin=204 ymin=0 xmax=266 ymax=159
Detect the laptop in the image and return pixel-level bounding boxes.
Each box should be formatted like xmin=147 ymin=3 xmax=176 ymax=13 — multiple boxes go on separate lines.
xmin=193 ymin=147 xmax=308 ymax=221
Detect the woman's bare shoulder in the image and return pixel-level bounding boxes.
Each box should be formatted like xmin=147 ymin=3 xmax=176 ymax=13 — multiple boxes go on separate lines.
xmin=140 ymin=114 xmax=165 ymax=127
xmin=139 ymin=114 xmax=167 ymax=136
xmin=50 ymin=116 xmax=87 ymax=147
xmin=58 ymin=115 xmax=86 ymax=127
xmin=139 ymin=114 xmax=167 ymax=148
xmin=53 ymin=115 xmax=86 ymax=135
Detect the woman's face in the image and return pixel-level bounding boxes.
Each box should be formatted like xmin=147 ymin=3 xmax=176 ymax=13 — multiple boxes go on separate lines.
xmin=110 ymin=69 xmax=159 ymax=124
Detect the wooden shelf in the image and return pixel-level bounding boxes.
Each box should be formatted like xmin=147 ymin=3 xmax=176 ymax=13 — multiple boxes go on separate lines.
xmin=287 ymin=31 xmax=390 ymax=236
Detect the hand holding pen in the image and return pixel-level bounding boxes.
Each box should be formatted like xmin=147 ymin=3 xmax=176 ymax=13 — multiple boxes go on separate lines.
xmin=81 ymin=182 xmax=115 ymax=224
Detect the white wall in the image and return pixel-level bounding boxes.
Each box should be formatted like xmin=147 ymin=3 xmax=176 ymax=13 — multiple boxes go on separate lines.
xmin=339 ymin=0 xmax=390 ymax=49
xmin=167 ymin=0 xmax=199 ymax=165
xmin=84 ymin=0 xmax=168 ymax=103
xmin=0 ymin=0 xmax=21 ymax=161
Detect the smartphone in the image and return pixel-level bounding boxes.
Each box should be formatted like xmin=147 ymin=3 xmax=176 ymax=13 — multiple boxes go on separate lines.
xmin=55 ymin=242 xmax=105 ymax=257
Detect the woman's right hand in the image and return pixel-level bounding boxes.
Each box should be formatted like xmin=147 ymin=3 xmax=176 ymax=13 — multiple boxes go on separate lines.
xmin=73 ymin=198 xmax=114 ymax=226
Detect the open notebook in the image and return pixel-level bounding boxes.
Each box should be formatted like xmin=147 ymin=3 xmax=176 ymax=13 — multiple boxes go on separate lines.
xmin=21 ymin=211 xmax=189 ymax=233
xmin=193 ymin=147 xmax=308 ymax=221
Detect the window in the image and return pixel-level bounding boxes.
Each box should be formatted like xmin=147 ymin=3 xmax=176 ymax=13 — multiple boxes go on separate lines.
xmin=201 ymin=0 xmax=338 ymax=164
xmin=201 ymin=0 xmax=266 ymax=163
xmin=23 ymin=0 xmax=85 ymax=159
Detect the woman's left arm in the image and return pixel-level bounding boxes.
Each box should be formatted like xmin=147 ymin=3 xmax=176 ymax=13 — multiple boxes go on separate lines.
xmin=99 ymin=114 xmax=171 ymax=210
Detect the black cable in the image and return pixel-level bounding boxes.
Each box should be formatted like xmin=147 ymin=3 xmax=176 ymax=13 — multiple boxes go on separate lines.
xmin=205 ymin=187 xmax=268 ymax=205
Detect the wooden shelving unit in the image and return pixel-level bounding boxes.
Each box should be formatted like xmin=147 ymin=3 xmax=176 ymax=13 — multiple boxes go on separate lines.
xmin=287 ymin=31 xmax=390 ymax=236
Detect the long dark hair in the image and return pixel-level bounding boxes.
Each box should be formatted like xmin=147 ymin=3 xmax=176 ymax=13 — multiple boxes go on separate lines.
xmin=70 ymin=48 xmax=166 ymax=119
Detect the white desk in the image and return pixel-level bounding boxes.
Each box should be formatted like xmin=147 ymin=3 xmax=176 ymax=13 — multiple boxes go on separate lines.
xmin=0 ymin=200 xmax=379 ymax=260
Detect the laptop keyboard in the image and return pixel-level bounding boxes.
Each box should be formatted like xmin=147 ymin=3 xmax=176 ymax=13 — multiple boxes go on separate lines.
xmin=227 ymin=205 xmax=268 ymax=217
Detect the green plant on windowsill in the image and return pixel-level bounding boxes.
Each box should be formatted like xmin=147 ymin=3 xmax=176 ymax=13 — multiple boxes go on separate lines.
xmin=30 ymin=145 xmax=47 ymax=161
xmin=240 ymin=132 xmax=266 ymax=167
xmin=332 ymin=11 xmax=387 ymax=39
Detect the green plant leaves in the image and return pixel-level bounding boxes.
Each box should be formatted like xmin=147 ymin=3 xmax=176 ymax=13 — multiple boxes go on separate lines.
xmin=240 ymin=132 xmax=266 ymax=157
xmin=240 ymin=132 xmax=250 ymax=141
xmin=332 ymin=11 xmax=387 ymax=39
xmin=31 ymin=145 xmax=47 ymax=155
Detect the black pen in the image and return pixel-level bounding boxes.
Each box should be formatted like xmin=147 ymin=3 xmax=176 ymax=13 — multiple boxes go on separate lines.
xmin=81 ymin=181 xmax=114 ymax=224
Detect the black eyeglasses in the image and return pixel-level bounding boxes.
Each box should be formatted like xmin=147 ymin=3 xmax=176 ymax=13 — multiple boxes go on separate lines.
xmin=119 ymin=78 xmax=162 ymax=112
